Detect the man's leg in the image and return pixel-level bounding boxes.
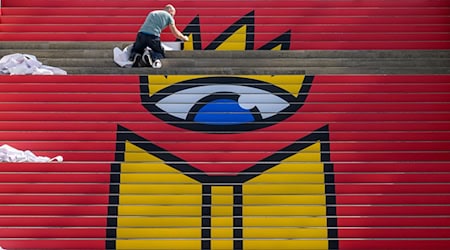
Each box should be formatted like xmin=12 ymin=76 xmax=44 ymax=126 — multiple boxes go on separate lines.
xmin=147 ymin=38 xmax=165 ymax=68
xmin=129 ymin=33 xmax=148 ymax=66
xmin=148 ymin=38 xmax=165 ymax=60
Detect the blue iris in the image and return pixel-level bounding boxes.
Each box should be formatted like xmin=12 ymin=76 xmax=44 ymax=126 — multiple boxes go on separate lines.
xmin=194 ymin=99 xmax=255 ymax=125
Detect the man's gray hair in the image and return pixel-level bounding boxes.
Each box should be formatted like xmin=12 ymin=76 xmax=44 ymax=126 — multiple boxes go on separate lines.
xmin=165 ymin=4 xmax=175 ymax=12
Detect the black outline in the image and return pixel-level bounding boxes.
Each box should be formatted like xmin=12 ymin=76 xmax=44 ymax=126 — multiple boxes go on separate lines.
xmin=233 ymin=185 xmax=243 ymax=250
xmin=205 ymin=11 xmax=255 ymax=50
xmin=107 ymin=125 xmax=338 ymax=249
xmin=202 ymin=185 xmax=212 ymax=249
xmin=182 ymin=15 xmax=202 ymax=50
xmin=140 ymin=76 xmax=313 ymax=133
xmin=258 ymin=30 xmax=292 ymax=50
xmin=105 ymin=131 xmax=124 ymax=250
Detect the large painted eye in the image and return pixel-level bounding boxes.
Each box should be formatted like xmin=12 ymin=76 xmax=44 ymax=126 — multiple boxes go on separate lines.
xmin=141 ymin=76 xmax=311 ymax=133
xmin=155 ymin=85 xmax=289 ymax=125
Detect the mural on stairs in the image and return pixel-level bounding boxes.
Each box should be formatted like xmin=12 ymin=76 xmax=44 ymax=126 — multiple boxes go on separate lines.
xmin=0 ymin=1 xmax=449 ymax=249
xmin=107 ymin=75 xmax=338 ymax=249
xmin=181 ymin=11 xmax=291 ymax=50
xmin=0 ymin=74 xmax=449 ymax=249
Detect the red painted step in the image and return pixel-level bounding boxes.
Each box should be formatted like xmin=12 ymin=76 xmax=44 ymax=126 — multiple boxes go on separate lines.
xmin=1 ymin=33 xmax=449 ymax=49
xmin=2 ymin=16 xmax=448 ymax=25
xmin=339 ymin=217 xmax=450 ymax=227
xmin=0 ymin=240 xmax=105 ymax=250
xmin=0 ymin=216 xmax=106 ymax=227
xmin=1 ymin=23 xmax=449 ymax=33
xmin=3 ymin=0 xmax=450 ymax=8
xmin=2 ymin=7 xmax=449 ymax=16
xmin=0 ymin=183 xmax=109 ymax=194
xmin=339 ymin=240 xmax=450 ymax=250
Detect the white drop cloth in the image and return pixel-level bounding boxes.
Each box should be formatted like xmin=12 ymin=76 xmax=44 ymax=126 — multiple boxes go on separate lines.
xmin=0 ymin=53 xmax=67 ymax=75
xmin=0 ymin=144 xmax=63 ymax=163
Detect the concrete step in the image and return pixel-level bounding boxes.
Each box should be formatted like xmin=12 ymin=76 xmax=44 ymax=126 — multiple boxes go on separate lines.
xmin=2 ymin=41 xmax=450 ymax=58
xmin=35 ymin=57 xmax=448 ymax=69
xmin=2 ymin=49 xmax=450 ymax=66
xmin=60 ymin=66 xmax=450 ymax=75
xmin=60 ymin=66 xmax=307 ymax=75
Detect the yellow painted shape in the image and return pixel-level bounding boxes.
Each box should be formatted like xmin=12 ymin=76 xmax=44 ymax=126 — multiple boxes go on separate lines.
xmin=116 ymin=141 xmax=203 ymax=250
xmin=210 ymin=228 xmax=235 ymax=238
xmin=271 ymin=44 xmax=282 ymax=50
xmin=146 ymin=75 xmax=199 ymax=95
xmin=245 ymin=228 xmax=327 ymax=238
xmin=243 ymin=183 xmax=325 ymax=195
xmin=117 ymin=205 xmax=202 ymax=216
xmin=119 ymin=183 xmax=200 ymax=194
xmin=243 ymin=205 xmax=326 ymax=216
xmin=244 ymin=173 xmax=323 ymax=183
xmin=211 ymin=240 xmax=234 ymax=250
xmin=210 ymin=217 xmax=234 ymax=227
xmin=211 ymin=186 xmax=234 ymax=249
xmin=244 ymin=240 xmax=330 ymax=250
xmin=280 ymin=142 xmax=322 ymax=163
xmin=114 ymin=138 xmax=331 ymax=249
xmin=242 ymin=75 xmax=305 ymax=97
xmin=211 ymin=195 xmax=234 ymax=205
xmin=264 ymin=162 xmax=325 ymax=173
xmin=242 ymin=141 xmax=329 ymax=249
xmin=183 ymin=33 xmax=195 ymax=51
xmin=118 ymin=217 xmax=200 ymax=227
xmin=119 ymin=194 xmax=202 ymax=205
xmin=244 ymin=217 xmax=328 ymax=227
xmin=116 ymin=240 xmax=200 ymax=250
xmin=217 ymin=25 xmax=247 ymax=50
xmin=120 ymin=173 xmax=198 ymax=183
xmin=118 ymin=228 xmax=200 ymax=238
xmin=145 ymin=75 xmax=305 ymax=98
xmin=120 ymin=162 xmax=180 ymax=173
xmin=244 ymin=194 xmax=326 ymax=205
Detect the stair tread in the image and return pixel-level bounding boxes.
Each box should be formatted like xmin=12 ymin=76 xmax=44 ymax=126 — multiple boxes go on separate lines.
xmin=1 ymin=42 xmax=449 ymax=75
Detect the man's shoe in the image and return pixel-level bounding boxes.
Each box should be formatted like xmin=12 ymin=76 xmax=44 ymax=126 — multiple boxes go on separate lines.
xmin=141 ymin=51 xmax=153 ymax=67
xmin=152 ymin=59 xmax=162 ymax=69
xmin=130 ymin=54 xmax=142 ymax=67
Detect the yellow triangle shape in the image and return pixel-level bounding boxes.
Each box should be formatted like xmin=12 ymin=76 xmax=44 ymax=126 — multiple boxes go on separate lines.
xmin=216 ymin=25 xmax=247 ymax=51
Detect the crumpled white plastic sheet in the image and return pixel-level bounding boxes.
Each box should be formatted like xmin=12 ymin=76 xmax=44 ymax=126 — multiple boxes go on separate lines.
xmin=113 ymin=44 xmax=135 ymax=68
xmin=0 ymin=246 xmax=6 ymax=250
xmin=113 ymin=42 xmax=181 ymax=68
xmin=0 ymin=53 xmax=67 ymax=75
xmin=0 ymin=144 xmax=63 ymax=163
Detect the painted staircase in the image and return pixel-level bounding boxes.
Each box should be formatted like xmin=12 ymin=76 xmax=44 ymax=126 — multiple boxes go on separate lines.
xmin=0 ymin=0 xmax=450 ymax=250
xmin=1 ymin=0 xmax=449 ymax=50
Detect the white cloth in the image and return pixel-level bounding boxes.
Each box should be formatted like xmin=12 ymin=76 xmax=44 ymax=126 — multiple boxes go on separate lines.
xmin=113 ymin=44 xmax=134 ymax=68
xmin=0 ymin=53 xmax=67 ymax=75
xmin=113 ymin=42 xmax=181 ymax=68
xmin=0 ymin=144 xmax=63 ymax=163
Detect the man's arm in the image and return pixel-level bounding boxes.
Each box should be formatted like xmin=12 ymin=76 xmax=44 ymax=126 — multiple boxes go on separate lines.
xmin=169 ymin=24 xmax=189 ymax=41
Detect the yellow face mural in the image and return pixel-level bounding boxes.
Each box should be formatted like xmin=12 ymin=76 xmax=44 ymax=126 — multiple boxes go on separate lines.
xmin=138 ymin=75 xmax=311 ymax=134
xmin=107 ymin=75 xmax=337 ymax=250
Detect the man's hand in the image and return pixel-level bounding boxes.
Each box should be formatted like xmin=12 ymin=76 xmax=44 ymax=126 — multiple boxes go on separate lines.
xmin=169 ymin=24 xmax=189 ymax=42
